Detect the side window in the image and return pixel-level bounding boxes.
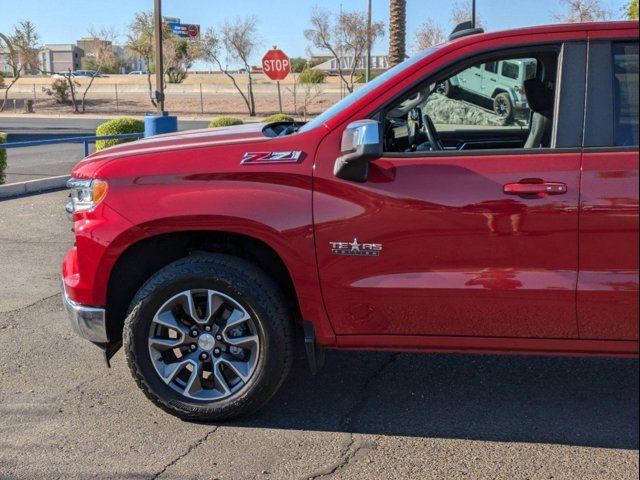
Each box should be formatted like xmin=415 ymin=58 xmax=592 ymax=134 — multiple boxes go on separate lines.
xmin=613 ymin=42 xmax=639 ymax=146
xmin=485 ymin=61 xmax=498 ymax=74
xmin=501 ymin=61 xmax=520 ymax=80
xmin=382 ymin=50 xmax=558 ymax=154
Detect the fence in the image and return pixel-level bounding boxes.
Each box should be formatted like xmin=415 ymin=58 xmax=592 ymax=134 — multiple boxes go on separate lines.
xmin=1 ymin=80 xmax=361 ymax=117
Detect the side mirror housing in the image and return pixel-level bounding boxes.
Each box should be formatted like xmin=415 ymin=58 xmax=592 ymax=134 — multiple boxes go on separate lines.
xmin=334 ymin=120 xmax=383 ymax=182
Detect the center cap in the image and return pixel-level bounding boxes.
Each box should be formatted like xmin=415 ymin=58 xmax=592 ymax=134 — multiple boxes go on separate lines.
xmin=198 ymin=333 xmax=215 ymax=351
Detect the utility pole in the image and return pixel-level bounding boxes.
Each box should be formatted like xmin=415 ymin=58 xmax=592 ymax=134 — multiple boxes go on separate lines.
xmin=365 ymin=0 xmax=372 ymax=83
xmin=154 ymin=0 xmax=165 ymax=114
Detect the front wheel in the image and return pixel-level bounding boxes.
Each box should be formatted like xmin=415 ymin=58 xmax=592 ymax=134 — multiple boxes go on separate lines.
xmin=123 ymin=254 xmax=294 ymax=421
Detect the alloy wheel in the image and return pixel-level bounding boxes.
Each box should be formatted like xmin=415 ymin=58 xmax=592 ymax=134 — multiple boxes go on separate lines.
xmin=147 ymin=289 xmax=261 ymax=401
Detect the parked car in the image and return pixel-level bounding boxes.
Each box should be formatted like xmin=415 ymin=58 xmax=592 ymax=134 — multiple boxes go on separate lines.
xmin=73 ymin=70 xmax=109 ymax=78
xmin=438 ymin=58 xmax=537 ymax=121
xmin=63 ymin=21 xmax=639 ymax=421
xmin=128 ymin=70 xmax=146 ymax=75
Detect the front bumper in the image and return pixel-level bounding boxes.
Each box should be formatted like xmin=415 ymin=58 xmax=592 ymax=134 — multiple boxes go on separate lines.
xmin=62 ymin=281 xmax=108 ymax=344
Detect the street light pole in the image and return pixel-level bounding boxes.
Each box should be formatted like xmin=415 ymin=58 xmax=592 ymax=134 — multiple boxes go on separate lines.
xmin=154 ymin=0 xmax=165 ymax=114
xmin=365 ymin=0 xmax=372 ymax=83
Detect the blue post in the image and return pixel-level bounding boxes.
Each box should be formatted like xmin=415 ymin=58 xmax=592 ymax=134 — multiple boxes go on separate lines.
xmin=144 ymin=113 xmax=178 ymax=138
xmin=83 ymin=141 xmax=90 ymax=157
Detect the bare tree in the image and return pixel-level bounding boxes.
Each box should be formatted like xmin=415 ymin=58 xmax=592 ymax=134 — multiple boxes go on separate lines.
xmin=81 ymin=27 xmax=117 ymax=113
xmin=555 ymin=0 xmax=611 ymax=22
xmin=201 ymin=27 xmax=255 ymax=116
xmin=1 ymin=21 xmax=41 ymax=112
xmin=451 ymin=1 xmax=485 ymax=28
xmin=414 ymin=19 xmax=446 ymax=52
xmin=221 ymin=17 xmax=260 ymax=116
xmin=305 ymin=8 xmax=384 ymax=93
xmin=389 ymin=0 xmax=407 ymax=67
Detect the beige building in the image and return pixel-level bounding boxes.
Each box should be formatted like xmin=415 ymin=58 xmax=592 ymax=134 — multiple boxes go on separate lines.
xmin=39 ymin=44 xmax=84 ymax=74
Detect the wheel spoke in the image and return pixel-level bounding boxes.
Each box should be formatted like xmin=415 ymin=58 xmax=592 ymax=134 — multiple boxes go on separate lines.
xmin=224 ymin=334 xmax=259 ymax=349
xmin=149 ymin=337 xmax=185 ymax=352
xmin=224 ymin=308 xmax=251 ymax=331
xmin=174 ymin=290 xmax=204 ymax=324
xmin=159 ymin=357 xmax=194 ymax=384
xmin=183 ymin=362 xmax=203 ymax=396
xmin=203 ymin=291 xmax=225 ymax=323
xmin=219 ymin=356 xmax=251 ymax=383
xmin=212 ymin=358 xmax=231 ymax=395
xmin=153 ymin=311 xmax=189 ymax=336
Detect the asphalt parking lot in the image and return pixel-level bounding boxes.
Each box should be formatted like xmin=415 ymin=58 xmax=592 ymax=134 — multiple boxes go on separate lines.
xmin=0 ymin=190 xmax=638 ymax=480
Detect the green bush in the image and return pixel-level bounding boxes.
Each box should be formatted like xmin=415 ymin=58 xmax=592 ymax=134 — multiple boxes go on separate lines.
xmin=299 ymin=69 xmax=325 ymax=84
xmin=208 ymin=117 xmax=244 ymax=128
xmin=356 ymin=71 xmax=382 ymax=83
xmin=95 ymin=118 xmax=145 ymax=151
xmin=261 ymin=114 xmax=294 ymax=123
xmin=0 ymin=132 xmax=7 ymax=185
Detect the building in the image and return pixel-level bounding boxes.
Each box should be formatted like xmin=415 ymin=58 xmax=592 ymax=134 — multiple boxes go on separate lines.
xmin=39 ymin=44 xmax=84 ymax=74
xmin=312 ymin=54 xmax=389 ymax=73
xmin=76 ymin=37 xmax=112 ymax=56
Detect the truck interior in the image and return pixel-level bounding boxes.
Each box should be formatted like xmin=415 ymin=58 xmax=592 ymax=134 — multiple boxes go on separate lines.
xmin=381 ymin=49 xmax=560 ymax=154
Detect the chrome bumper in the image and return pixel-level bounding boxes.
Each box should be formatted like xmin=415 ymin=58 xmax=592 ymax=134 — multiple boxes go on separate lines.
xmin=62 ymin=283 xmax=108 ymax=344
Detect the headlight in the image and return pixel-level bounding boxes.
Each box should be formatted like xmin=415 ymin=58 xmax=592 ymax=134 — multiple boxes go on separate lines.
xmin=66 ymin=178 xmax=108 ymax=215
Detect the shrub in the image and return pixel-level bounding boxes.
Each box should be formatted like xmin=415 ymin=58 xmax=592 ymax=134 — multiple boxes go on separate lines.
xmin=0 ymin=132 xmax=7 ymax=185
xmin=95 ymin=118 xmax=145 ymax=151
xmin=299 ymin=69 xmax=325 ymax=84
xmin=261 ymin=114 xmax=294 ymax=123
xmin=0 ymin=75 xmax=4 ymax=89
xmin=42 ymin=78 xmax=78 ymax=104
xmin=208 ymin=117 xmax=243 ymax=128
xmin=356 ymin=71 xmax=381 ymax=83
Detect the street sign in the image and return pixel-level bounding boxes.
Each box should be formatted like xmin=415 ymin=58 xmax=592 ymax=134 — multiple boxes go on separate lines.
xmin=262 ymin=49 xmax=291 ymax=81
xmin=167 ymin=22 xmax=200 ymax=39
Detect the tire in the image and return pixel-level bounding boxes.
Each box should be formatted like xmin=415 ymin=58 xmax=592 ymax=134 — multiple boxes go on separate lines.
xmin=436 ymin=80 xmax=452 ymax=97
xmin=123 ymin=253 xmax=294 ymax=421
xmin=493 ymin=92 xmax=514 ymax=122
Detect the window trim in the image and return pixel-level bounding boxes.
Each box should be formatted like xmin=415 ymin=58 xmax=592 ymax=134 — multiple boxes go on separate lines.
xmin=374 ymin=41 xmax=586 ymax=158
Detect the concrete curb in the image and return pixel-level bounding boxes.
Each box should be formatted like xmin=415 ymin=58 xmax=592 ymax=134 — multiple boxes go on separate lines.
xmin=0 ymin=175 xmax=69 ymax=200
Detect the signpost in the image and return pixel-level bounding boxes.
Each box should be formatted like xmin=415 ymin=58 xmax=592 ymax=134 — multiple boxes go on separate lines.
xmin=262 ymin=48 xmax=291 ymax=113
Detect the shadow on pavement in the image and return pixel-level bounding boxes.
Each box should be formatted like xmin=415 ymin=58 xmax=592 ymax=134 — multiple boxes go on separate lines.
xmin=222 ymin=350 xmax=638 ymax=450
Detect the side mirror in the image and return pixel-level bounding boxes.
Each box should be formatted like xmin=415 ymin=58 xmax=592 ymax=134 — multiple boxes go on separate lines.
xmin=334 ymin=120 xmax=383 ymax=182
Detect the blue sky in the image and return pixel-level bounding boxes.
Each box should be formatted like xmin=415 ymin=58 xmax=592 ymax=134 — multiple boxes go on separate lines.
xmin=0 ymin=0 xmax=629 ymax=64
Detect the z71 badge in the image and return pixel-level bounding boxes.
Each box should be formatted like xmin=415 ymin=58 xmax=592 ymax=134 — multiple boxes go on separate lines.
xmin=330 ymin=238 xmax=383 ymax=256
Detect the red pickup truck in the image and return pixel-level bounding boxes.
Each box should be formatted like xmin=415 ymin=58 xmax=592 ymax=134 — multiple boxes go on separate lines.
xmin=63 ymin=21 xmax=639 ymax=420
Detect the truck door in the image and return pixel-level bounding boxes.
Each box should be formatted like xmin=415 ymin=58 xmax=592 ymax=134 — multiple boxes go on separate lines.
xmin=313 ymin=41 xmax=587 ymax=340
xmin=578 ymin=36 xmax=639 ymax=340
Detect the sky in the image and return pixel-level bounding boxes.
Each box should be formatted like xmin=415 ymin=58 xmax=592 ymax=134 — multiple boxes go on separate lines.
xmin=0 ymin=0 xmax=630 ymax=66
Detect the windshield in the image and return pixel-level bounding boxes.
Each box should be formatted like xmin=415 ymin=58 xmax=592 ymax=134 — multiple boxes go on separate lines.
xmin=298 ymin=47 xmax=439 ymax=133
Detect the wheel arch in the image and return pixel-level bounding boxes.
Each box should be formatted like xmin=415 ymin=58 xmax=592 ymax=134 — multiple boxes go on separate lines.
xmin=105 ymin=229 xmax=304 ymax=345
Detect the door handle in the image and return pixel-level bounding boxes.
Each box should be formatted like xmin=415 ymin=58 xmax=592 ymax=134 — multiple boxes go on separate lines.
xmin=504 ymin=181 xmax=568 ymax=197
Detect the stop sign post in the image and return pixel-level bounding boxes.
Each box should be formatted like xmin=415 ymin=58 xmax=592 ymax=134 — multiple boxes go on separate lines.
xmin=262 ymin=48 xmax=291 ymax=113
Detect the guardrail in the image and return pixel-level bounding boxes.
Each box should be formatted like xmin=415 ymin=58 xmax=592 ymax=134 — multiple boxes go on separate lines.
xmin=0 ymin=132 xmax=145 ymax=199
xmin=1 ymin=133 xmax=144 ymax=157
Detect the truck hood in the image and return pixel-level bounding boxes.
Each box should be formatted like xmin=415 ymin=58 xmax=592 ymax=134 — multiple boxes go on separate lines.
xmin=73 ymin=122 xmax=269 ymax=176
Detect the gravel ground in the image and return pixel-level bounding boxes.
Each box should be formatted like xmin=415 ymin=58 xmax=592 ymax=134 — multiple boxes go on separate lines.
xmin=0 ymin=191 xmax=638 ymax=480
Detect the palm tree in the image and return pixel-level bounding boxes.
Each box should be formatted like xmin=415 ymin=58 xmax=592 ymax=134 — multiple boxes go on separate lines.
xmin=388 ymin=0 xmax=406 ymax=67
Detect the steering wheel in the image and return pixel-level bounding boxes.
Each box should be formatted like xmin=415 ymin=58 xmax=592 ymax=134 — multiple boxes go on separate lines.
xmin=422 ymin=114 xmax=444 ymax=151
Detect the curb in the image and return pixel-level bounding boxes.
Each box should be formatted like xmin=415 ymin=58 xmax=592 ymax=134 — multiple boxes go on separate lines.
xmin=0 ymin=175 xmax=69 ymax=200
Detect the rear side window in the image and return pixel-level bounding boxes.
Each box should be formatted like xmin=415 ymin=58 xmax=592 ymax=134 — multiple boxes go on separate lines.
xmin=501 ymin=62 xmax=519 ymax=80
xmin=485 ymin=61 xmax=498 ymax=74
xmin=613 ymin=42 xmax=639 ymax=146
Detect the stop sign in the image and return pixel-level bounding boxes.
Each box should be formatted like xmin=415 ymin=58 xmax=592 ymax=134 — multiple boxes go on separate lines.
xmin=262 ymin=49 xmax=291 ymax=81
